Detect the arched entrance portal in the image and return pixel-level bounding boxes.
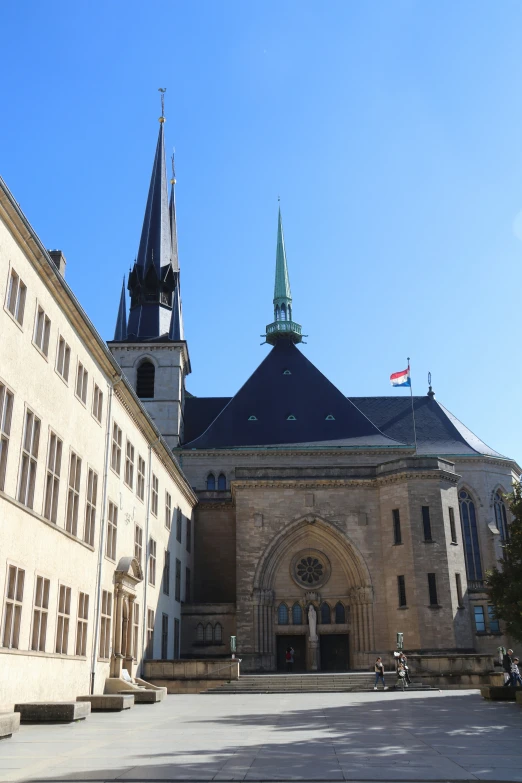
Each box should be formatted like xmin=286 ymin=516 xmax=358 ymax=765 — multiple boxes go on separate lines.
xmin=253 ymin=515 xmax=374 ymax=671
xmin=111 ymin=556 xmax=144 ymax=678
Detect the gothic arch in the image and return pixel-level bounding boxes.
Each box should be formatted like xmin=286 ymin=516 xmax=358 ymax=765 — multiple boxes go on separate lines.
xmin=489 ymin=484 xmax=509 ymax=508
xmin=253 ymin=513 xmax=373 ymax=592
xmin=131 ymin=353 xmax=160 ymax=369
xmin=115 ymin=556 xmax=144 ymax=584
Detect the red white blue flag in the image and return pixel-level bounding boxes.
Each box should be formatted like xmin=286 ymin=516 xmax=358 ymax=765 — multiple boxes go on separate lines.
xmin=390 ymin=366 xmax=410 ymax=387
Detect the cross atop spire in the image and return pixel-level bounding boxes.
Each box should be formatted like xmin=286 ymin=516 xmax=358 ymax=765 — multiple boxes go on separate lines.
xmin=264 ymin=205 xmax=303 ymax=346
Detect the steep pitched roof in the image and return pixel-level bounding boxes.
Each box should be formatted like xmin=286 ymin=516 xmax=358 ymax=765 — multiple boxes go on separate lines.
xmin=352 ymin=396 xmax=507 ymax=458
xmin=136 ymin=122 xmax=171 ymax=275
xmin=183 ymin=342 xmax=403 ymax=449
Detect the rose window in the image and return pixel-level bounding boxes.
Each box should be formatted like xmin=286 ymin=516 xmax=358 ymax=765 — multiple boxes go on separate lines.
xmin=296 ymin=556 xmax=324 ymax=585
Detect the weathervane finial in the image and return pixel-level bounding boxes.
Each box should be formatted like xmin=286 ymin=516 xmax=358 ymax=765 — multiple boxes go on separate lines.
xmin=158 ymin=87 xmax=166 ymax=123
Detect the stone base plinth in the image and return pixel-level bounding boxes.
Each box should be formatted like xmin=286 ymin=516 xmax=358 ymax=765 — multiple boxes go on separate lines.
xmin=77 ymin=694 xmax=134 ymax=711
xmin=0 ymin=712 xmax=20 ymax=738
xmin=481 ymin=686 xmax=519 ymax=701
xmin=14 ymin=702 xmax=91 ymax=722
xmin=120 ymin=689 xmax=164 ymax=703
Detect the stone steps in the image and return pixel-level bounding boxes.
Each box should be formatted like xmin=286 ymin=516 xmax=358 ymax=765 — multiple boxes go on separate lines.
xmin=205 ymin=672 xmax=435 ymax=694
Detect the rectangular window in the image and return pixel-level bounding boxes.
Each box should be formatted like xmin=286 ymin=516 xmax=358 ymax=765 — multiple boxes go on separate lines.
xmin=75 ymin=592 xmax=89 ymax=656
xmin=449 ymin=507 xmax=458 ymax=544
xmin=146 ymin=608 xmax=154 ymax=658
xmin=137 ymin=456 xmax=145 ymax=501
xmin=149 ymin=538 xmax=157 ymax=586
xmin=133 ymin=602 xmax=140 ymax=659
xmin=176 ymin=507 xmax=182 ymax=543
xmin=56 ymin=336 xmax=71 ymax=382
xmin=84 ymin=468 xmax=98 ymax=546
xmin=397 ymin=575 xmax=406 ymax=607
xmin=163 ymin=550 xmax=170 ymax=596
xmin=43 ymin=432 xmax=62 ymax=523
xmin=488 ymin=605 xmax=500 ymax=633
xmin=99 ymin=590 xmax=112 ymax=659
xmin=134 ymin=524 xmax=143 ymax=565
xmin=75 ymin=362 xmax=88 ymax=404
xmin=422 ymin=506 xmax=432 ymax=541
xmin=33 ymin=305 xmax=51 ymax=356
xmin=106 ymin=501 xmax=118 ymax=560
xmin=151 ymin=474 xmax=158 ymax=516
xmin=2 ymin=565 xmax=24 ymax=648
xmin=165 ymin=491 xmax=172 ymax=530
xmin=161 ymin=613 xmax=169 ymax=659
xmin=456 ymin=573 xmax=463 ymax=608
xmin=17 ymin=408 xmax=41 ymax=508
xmin=474 ymin=605 xmax=486 ymax=633
xmin=65 ymin=452 xmax=82 ymax=536
xmin=186 ymin=516 xmax=192 ymax=553
xmin=174 ymin=617 xmax=180 ymax=659
xmin=392 ymin=509 xmax=401 ymax=545
xmin=124 ymin=440 xmax=134 ymax=488
xmin=55 ymin=584 xmax=71 ymax=654
xmin=175 ymin=559 xmax=181 ymax=602
xmin=92 ymin=384 xmax=103 ymax=423
xmin=31 ymin=575 xmax=50 ymax=651
xmin=0 ymin=382 xmax=14 ymax=492
xmin=185 ymin=567 xmax=191 ymax=602
xmin=427 ymin=573 xmax=438 ymax=606
xmin=6 ymin=268 xmax=27 ymax=325
xmin=111 ymin=423 xmax=122 ymax=474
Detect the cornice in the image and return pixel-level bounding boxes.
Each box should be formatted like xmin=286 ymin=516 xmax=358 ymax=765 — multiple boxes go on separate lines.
xmin=180 ymin=447 xmax=413 ymax=458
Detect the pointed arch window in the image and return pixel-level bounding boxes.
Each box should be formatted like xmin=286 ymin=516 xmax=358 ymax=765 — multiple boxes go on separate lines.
xmin=277 ymin=603 xmax=289 ymax=624
xmin=334 ymin=602 xmax=346 ymax=624
xmin=283 ymin=369 xmax=291 ymax=375
xmin=196 ymin=623 xmax=204 ymax=642
xmin=248 ymin=415 xmax=258 ymax=421
xmin=206 ymin=473 xmax=216 ymax=490
xmin=325 ymin=414 xmax=335 ymax=421
xmin=136 ymin=360 xmax=155 ymax=399
xmin=217 ymin=474 xmax=226 ymax=491
xmin=214 ymin=623 xmax=222 ymax=643
xmin=281 ymin=303 xmax=287 ymax=321
xmin=292 ymin=602 xmax=302 ymax=625
xmin=494 ymin=491 xmax=509 ymax=542
xmin=275 ymin=305 xmax=280 ymax=321
xmin=459 ymin=490 xmax=483 ymax=581
xmin=288 ymin=305 xmax=292 ymax=321
xmin=204 ymin=623 xmax=213 ymax=643
xmin=287 ymin=415 xmax=296 ymax=421
xmin=320 ymin=602 xmax=331 ymax=624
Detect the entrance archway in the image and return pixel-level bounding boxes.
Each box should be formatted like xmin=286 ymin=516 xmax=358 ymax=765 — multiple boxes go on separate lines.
xmin=253 ymin=515 xmax=374 ymax=671
xmin=111 ymin=556 xmax=143 ymax=678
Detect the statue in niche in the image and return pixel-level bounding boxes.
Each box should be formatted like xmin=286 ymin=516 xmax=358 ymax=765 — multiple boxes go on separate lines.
xmin=308 ymin=604 xmax=318 ymax=641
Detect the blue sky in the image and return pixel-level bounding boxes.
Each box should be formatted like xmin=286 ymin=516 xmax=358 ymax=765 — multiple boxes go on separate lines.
xmin=2 ymin=1 xmax=522 ymax=463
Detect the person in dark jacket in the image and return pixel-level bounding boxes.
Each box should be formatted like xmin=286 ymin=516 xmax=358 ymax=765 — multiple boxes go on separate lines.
xmin=503 ymin=649 xmax=514 ymax=686
xmin=398 ymin=653 xmax=412 ymax=686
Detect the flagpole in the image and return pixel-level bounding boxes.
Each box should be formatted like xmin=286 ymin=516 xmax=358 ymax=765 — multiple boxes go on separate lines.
xmin=407 ymin=356 xmax=418 ymax=455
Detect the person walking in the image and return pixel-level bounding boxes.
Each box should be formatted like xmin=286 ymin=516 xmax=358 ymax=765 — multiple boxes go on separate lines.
xmin=511 ymin=657 xmax=522 ymax=687
xmin=503 ymin=649 xmax=514 ymax=686
xmin=374 ymin=657 xmax=388 ymax=690
xmin=285 ymin=646 xmax=294 ymax=673
xmin=398 ymin=653 xmax=412 ymax=686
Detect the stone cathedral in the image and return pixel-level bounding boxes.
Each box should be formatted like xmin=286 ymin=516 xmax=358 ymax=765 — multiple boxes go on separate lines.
xmin=109 ymin=116 xmax=519 ymax=673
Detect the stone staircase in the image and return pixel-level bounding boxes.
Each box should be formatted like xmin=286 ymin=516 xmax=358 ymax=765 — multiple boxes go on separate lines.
xmin=205 ymin=672 xmax=435 ymax=694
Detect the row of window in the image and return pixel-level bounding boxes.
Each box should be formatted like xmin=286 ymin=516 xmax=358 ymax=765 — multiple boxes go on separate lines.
xmin=5 ymin=266 xmax=105 ymax=424
xmin=474 ymin=605 xmax=500 ymax=635
xmin=1 ymin=564 xmax=182 ymax=661
xmin=195 ymin=622 xmax=223 ymax=644
xmin=206 ymin=473 xmax=226 ymax=491
xmin=131 ymin=525 xmax=191 ymax=602
xmin=111 ymin=422 xmax=191 ymax=550
xmin=277 ymin=602 xmax=347 ymax=625
xmin=392 ymin=505 xmax=457 ymax=546
xmin=397 ymin=572 xmax=442 ymax=608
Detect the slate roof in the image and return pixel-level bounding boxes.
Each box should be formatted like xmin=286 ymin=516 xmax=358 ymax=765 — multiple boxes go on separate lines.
xmin=183 ymin=344 xmax=510 ymax=459
xmin=182 ymin=341 xmax=404 ymax=450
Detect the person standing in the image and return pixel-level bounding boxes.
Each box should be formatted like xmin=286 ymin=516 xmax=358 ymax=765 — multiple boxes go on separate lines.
xmin=398 ymin=653 xmax=412 ymax=686
xmin=503 ymin=649 xmax=514 ymax=686
xmin=374 ymin=657 xmax=388 ymax=690
xmin=285 ymin=646 xmax=294 ymax=672
xmin=511 ymin=657 xmax=522 ymax=687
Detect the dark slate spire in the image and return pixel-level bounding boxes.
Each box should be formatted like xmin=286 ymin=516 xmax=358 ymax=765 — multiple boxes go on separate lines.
xmin=168 ymin=281 xmax=183 ymax=341
xmin=169 ymin=152 xmax=179 ymax=273
xmin=114 ymin=277 xmax=128 ymax=340
xmin=126 ymin=109 xmax=180 ymax=341
xmin=136 ymin=122 xmax=171 ymax=275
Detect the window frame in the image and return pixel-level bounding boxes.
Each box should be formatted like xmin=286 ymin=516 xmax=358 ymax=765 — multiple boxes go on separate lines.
xmin=110 ymin=422 xmax=122 ymax=476
xmin=75 ymin=591 xmax=89 ymax=657
xmin=397 ymin=575 xmax=407 ymax=608
xmin=449 ymin=506 xmax=458 ymax=544
xmin=473 ymin=605 xmax=486 ymax=633
xmin=163 ymin=550 xmax=170 ymax=596
xmin=146 ymin=608 xmax=155 ymax=658
xmin=31 ymin=574 xmax=50 ymax=652
xmin=17 ymin=406 xmax=41 ymax=509
xmin=422 ymin=506 xmax=433 ymax=542
xmin=84 ymin=466 xmax=98 ymax=547
xmin=75 ymin=361 xmax=89 ymax=406
xmin=134 ymin=523 xmax=143 ymax=566
xmin=65 ymin=451 xmax=82 ymax=537
xmin=165 ymin=491 xmax=172 ymax=530
xmin=2 ymin=564 xmax=25 ymax=649
xmin=136 ymin=455 xmax=145 ymax=501
xmin=106 ymin=500 xmax=118 ymax=561
xmin=99 ymin=589 xmax=112 ymax=660
xmin=161 ymin=613 xmax=169 ymax=659
xmin=175 ymin=559 xmax=181 ymax=602
xmin=0 ymin=381 xmax=14 ymax=493
xmin=5 ymin=266 xmax=27 ymax=328
xmin=427 ymin=572 xmax=439 ymax=606
xmin=43 ymin=430 xmax=63 ymax=524
xmin=392 ymin=508 xmax=402 ymax=545
xmin=124 ymin=439 xmax=135 ymax=489
xmin=55 ymin=583 xmax=71 ymax=655
xmin=92 ymin=384 xmax=103 ymax=425
xmin=32 ymin=303 xmax=51 ymax=358
xmin=55 ymin=335 xmax=71 ymax=384
xmin=149 ymin=538 xmax=157 ymax=587
xmin=151 ymin=474 xmax=158 ymax=517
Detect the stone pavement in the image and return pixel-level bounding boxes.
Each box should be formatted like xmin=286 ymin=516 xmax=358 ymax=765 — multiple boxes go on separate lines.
xmin=1 ymin=689 xmax=522 ymax=782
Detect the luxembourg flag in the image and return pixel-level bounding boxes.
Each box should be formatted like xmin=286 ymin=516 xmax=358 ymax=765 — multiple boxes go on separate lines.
xmin=390 ymin=366 xmax=411 ymax=387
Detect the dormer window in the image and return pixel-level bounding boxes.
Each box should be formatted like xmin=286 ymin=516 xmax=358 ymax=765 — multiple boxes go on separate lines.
xmin=287 ymin=415 xmax=296 ymax=421
xmin=283 ymin=369 xmax=291 ymax=375
xmin=248 ymin=415 xmax=258 ymax=421
xmin=325 ymin=414 xmax=335 ymax=420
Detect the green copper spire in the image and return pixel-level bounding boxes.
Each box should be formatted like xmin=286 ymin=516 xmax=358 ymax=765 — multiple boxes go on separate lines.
xmin=264 ymin=205 xmax=303 ymax=345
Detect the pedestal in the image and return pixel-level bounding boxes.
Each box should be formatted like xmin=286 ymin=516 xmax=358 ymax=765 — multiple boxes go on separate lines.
xmin=307 ymin=639 xmax=319 ymax=671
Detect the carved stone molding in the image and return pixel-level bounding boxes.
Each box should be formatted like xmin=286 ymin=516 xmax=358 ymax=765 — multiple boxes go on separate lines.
xmin=349 ymin=585 xmax=374 ymax=605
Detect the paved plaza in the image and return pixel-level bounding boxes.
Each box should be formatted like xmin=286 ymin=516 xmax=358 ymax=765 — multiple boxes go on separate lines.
xmin=1 ymin=690 xmax=522 ymax=782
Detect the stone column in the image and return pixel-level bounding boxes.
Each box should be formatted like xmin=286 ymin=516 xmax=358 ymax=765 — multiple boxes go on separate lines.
xmin=253 ymin=588 xmax=274 ymax=669
xmin=124 ymin=596 xmax=135 ymax=675
xmin=349 ymin=585 xmax=374 ymax=669
xmin=112 ymin=587 xmax=124 ymax=677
